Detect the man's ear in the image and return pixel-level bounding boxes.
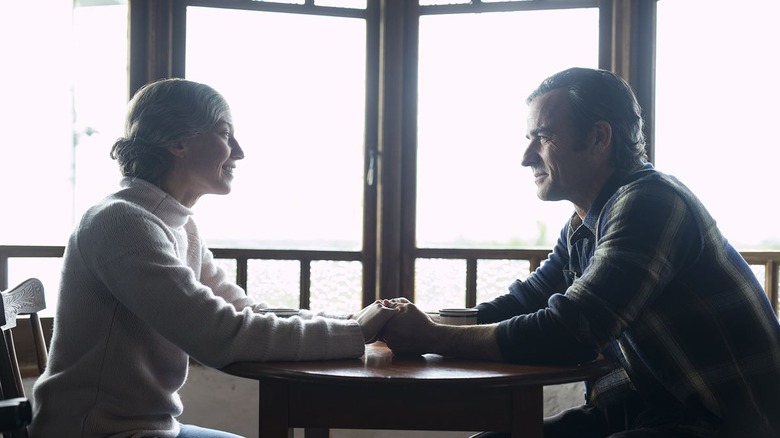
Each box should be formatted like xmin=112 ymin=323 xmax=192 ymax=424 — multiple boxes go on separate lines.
xmin=591 ymin=120 xmax=612 ymax=155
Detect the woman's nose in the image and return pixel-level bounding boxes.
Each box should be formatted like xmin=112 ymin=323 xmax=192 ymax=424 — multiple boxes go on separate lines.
xmin=230 ymin=138 xmax=245 ymax=160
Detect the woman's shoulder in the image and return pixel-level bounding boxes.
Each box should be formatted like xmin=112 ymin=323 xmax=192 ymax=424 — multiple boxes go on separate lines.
xmin=78 ymin=193 xmax=164 ymax=239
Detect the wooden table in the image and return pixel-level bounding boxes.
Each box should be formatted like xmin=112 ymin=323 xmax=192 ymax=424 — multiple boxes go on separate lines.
xmin=221 ymin=343 xmax=611 ymax=438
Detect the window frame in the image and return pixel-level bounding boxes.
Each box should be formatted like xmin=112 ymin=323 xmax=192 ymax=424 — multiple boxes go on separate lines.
xmin=127 ymin=0 xmax=657 ymax=305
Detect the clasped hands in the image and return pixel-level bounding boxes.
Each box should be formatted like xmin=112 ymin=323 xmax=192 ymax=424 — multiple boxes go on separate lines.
xmin=351 ymin=297 xmax=431 ymax=345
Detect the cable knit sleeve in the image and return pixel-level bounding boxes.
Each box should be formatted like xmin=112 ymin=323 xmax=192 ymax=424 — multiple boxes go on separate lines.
xmin=78 ymin=200 xmax=365 ymax=367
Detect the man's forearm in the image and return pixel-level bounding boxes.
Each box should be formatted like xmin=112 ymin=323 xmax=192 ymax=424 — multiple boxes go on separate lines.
xmin=431 ymin=323 xmax=503 ymax=361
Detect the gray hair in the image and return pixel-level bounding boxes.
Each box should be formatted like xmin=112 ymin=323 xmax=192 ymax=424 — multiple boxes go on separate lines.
xmin=110 ymin=78 xmax=232 ymax=182
xmin=527 ymin=67 xmax=647 ymax=172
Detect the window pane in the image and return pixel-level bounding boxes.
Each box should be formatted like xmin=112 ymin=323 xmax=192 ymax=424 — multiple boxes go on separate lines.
xmin=476 ymin=259 xmax=530 ymax=304
xmin=315 ymin=0 xmax=366 ymax=9
xmin=1 ymin=2 xmax=76 ymax=245
xmin=415 ymin=259 xmax=467 ymax=311
xmin=185 ymin=7 xmax=366 ymax=251
xmin=72 ymin=5 xmax=131 ymax=219
xmin=254 ymin=0 xmax=305 ymax=5
xmin=212 ymin=259 xmax=238 ymax=285
xmin=656 ymin=0 xmax=780 ymax=249
xmin=0 ymin=2 xmax=128 ymax=312
xmin=0 ymin=3 xmax=127 ymax=246
xmin=310 ymin=260 xmax=362 ymax=314
xmin=420 ymin=0 xmax=470 ymax=5
xmin=416 ymin=8 xmax=598 ymax=249
xmin=246 ymin=260 xmax=300 ymax=308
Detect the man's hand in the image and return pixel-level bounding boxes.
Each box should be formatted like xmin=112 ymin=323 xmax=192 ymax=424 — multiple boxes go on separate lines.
xmin=351 ymin=301 xmax=400 ymax=343
xmin=380 ymin=299 xmax=503 ymax=361
xmin=378 ymin=301 xmax=439 ymax=356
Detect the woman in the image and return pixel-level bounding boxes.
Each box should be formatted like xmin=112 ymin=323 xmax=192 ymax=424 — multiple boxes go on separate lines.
xmin=30 ymin=78 xmax=397 ymax=438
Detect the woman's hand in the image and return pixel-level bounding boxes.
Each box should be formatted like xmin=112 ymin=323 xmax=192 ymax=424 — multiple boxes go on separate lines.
xmin=351 ymin=301 xmax=400 ymax=343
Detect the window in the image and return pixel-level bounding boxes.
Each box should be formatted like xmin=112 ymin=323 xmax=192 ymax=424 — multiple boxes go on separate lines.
xmin=185 ymin=7 xmax=366 ymax=252
xmin=10 ymin=1 xmax=706 ymax=315
xmin=655 ymin=0 xmax=780 ymax=250
xmin=416 ymin=8 xmax=599 ymax=249
xmin=184 ymin=4 xmax=369 ymax=313
xmin=0 ymin=1 xmax=129 ymax=315
xmin=414 ymin=5 xmax=599 ymax=310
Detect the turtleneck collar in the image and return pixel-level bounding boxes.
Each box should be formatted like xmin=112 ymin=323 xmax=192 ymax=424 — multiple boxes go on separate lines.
xmin=119 ymin=177 xmax=193 ymax=229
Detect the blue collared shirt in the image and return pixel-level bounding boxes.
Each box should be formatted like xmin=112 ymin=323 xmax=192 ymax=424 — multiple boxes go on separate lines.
xmin=477 ymin=163 xmax=780 ymax=436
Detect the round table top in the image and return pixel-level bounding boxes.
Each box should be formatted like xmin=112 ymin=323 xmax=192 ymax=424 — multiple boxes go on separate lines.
xmin=222 ymin=342 xmax=612 ymax=388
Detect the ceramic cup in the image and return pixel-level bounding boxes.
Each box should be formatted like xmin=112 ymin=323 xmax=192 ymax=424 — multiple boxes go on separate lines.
xmin=261 ymin=308 xmax=299 ymax=318
xmin=438 ymin=308 xmax=478 ymax=325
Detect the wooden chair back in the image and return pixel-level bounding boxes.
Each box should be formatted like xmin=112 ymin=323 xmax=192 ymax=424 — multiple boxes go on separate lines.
xmin=0 ymin=278 xmax=48 ymax=438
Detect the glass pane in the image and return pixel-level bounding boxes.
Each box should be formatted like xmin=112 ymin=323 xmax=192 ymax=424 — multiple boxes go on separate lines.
xmin=415 ymin=259 xmax=467 ymax=311
xmin=1 ymin=2 xmax=126 ymax=246
xmin=255 ymin=0 xmax=305 ymax=4
xmin=420 ymin=0 xmax=470 ymax=5
xmin=0 ymin=14 xmax=71 ymax=244
xmin=315 ymin=0 xmax=367 ymax=8
xmin=212 ymin=259 xmax=238 ymax=285
xmin=72 ymin=5 xmax=131 ymax=217
xmin=656 ymin=1 xmax=780 ymax=250
xmin=310 ymin=261 xmax=362 ymax=314
xmin=0 ymin=2 xmax=72 ymax=245
xmin=185 ymin=7 xmax=366 ymax=251
xmin=749 ymin=265 xmax=765 ymax=292
xmin=747 ymin=263 xmax=778 ymax=318
xmin=416 ymin=8 xmax=598 ymax=249
xmin=777 ymin=271 xmax=780 ymax=319
xmin=246 ymin=260 xmax=300 ymax=308
xmin=476 ymin=259 xmax=530 ymax=304
xmin=0 ymin=2 xmax=127 ymax=309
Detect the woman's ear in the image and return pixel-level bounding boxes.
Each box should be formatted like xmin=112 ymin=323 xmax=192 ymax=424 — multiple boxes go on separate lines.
xmin=168 ymin=141 xmax=187 ymax=158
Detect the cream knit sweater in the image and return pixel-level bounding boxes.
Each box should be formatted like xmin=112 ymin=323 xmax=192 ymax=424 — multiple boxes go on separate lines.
xmin=30 ymin=178 xmax=365 ymax=438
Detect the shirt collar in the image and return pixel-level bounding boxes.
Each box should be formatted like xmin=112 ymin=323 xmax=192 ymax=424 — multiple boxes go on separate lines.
xmin=580 ymin=162 xmax=655 ymax=235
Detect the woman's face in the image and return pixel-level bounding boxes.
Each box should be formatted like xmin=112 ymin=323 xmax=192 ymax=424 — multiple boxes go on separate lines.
xmin=167 ymin=117 xmax=245 ymax=207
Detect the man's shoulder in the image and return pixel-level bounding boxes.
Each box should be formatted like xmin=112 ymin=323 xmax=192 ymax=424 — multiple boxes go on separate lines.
xmin=617 ymin=167 xmax=693 ymax=200
xmin=601 ymin=169 xmax=702 ymax=225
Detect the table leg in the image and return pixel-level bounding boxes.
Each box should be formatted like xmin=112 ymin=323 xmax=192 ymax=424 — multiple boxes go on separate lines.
xmin=304 ymin=428 xmax=330 ymax=438
xmin=512 ymin=386 xmax=543 ymax=438
xmin=259 ymin=380 xmax=293 ymax=438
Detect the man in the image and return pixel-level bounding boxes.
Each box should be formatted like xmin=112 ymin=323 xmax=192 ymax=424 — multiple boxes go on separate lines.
xmin=380 ymin=67 xmax=780 ymax=437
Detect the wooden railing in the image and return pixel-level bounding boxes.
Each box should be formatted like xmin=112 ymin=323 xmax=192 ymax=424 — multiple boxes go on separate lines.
xmin=209 ymin=248 xmax=363 ymax=309
xmin=1 ymin=245 xmax=778 ymax=315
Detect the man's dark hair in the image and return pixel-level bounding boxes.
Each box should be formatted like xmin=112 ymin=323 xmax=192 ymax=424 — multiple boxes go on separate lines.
xmin=527 ymin=67 xmax=648 ymax=172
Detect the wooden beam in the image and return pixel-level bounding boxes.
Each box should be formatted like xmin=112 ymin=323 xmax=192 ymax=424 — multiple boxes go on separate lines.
xmin=128 ymin=0 xmax=186 ymax=97
xmin=599 ymin=0 xmax=657 ymax=162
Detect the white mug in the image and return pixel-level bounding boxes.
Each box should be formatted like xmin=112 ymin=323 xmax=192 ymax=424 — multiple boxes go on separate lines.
xmin=438 ymin=308 xmax=478 ymax=325
xmin=261 ymin=308 xmax=299 ymax=318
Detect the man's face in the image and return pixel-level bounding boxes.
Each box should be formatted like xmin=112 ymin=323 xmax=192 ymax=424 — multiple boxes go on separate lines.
xmin=522 ymin=89 xmax=599 ymax=209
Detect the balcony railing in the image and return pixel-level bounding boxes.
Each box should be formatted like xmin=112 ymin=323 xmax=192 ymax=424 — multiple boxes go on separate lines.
xmin=1 ymin=245 xmax=778 ymax=317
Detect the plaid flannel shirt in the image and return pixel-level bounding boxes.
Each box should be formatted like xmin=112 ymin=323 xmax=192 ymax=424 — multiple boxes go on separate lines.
xmin=477 ymin=164 xmax=780 ymax=436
